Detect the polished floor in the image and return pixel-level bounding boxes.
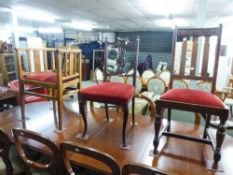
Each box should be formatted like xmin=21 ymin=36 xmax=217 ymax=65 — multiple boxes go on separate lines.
xmin=0 ymin=101 xmax=233 ymax=175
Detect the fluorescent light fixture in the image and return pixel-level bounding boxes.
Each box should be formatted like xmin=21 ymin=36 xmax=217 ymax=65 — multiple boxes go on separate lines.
xmin=155 ymin=18 xmax=174 ymax=28
xmin=38 ymin=27 xmax=63 ymax=33
xmin=138 ymin=0 xmax=169 ymax=17
xmin=12 ymin=6 xmax=56 ymax=23
xmin=18 ymin=26 xmax=35 ymax=33
xmin=69 ymin=20 xmax=94 ymax=31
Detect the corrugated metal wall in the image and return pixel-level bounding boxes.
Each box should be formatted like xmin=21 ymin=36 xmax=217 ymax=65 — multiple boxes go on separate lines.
xmin=116 ymin=31 xmax=173 ymax=70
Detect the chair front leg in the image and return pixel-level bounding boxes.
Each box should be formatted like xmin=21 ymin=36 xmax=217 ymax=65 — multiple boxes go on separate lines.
xmin=79 ymin=100 xmax=87 ymax=137
xmin=2 ymin=153 xmax=13 ymax=175
xmin=122 ymin=104 xmax=129 ymax=147
xmin=212 ymin=114 xmax=227 ymax=169
xmin=153 ymin=103 xmax=162 ymax=154
xmin=19 ymin=81 xmax=26 ymax=121
xmin=105 ymin=103 xmax=109 ymax=121
xmin=131 ymin=97 xmax=135 ymax=125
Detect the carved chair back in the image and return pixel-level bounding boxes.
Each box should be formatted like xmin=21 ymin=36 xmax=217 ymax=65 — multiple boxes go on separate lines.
xmin=170 ymin=24 xmax=222 ymax=93
xmin=60 ymin=141 xmax=120 ymax=175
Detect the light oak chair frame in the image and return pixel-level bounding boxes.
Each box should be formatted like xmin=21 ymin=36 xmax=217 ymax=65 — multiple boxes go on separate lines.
xmin=16 ymin=48 xmax=82 ymax=131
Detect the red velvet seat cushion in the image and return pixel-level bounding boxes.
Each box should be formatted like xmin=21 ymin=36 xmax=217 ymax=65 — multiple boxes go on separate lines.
xmin=8 ymin=80 xmax=48 ymax=104
xmin=80 ymin=82 xmax=134 ymax=105
xmin=160 ymin=88 xmax=225 ymax=108
xmin=24 ymin=72 xmax=57 ymax=83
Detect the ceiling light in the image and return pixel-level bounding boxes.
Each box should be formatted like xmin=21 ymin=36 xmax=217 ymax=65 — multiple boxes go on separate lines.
xmin=18 ymin=26 xmax=35 ymax=33
xmin=69 ymin=20 xmax=94 ymax=31
xmin=38 ymin=27 xmax=63 ymax=33
xmin=12 ymin=6 xmax=56 ymax=23
xmin=137 ymin=0 xmax=169 ymax=17
xmin=155 ymin=18 xmax=174 ymax=28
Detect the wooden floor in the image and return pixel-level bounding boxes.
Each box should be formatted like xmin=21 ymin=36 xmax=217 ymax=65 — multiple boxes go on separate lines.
xmin=1 ymin=101 xmax=233 ymax=175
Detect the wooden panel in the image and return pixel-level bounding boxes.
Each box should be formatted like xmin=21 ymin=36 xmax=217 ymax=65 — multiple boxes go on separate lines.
xmin=51 ymin=51 xmax=55 ymax=71
xmin=201 ymin=36 xmax=210 ymax=77
xmin=69 ymin=53 xmax=74 ymax=75
xmin=179 ymin=39 xmax=187 ymax=76
xmin=190 ymin=36 xmax=198 ymax=76
xmin=33 ymin=50 xmax=41 ymax=72
xmin=43 ymin=51 xmax=48 ymax=71
xmin=26 ymin=50 xmax=32 ymax=72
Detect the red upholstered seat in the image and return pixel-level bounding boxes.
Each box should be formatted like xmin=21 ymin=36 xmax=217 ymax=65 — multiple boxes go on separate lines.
xmin=160 ymin=88 xmax=225 ymax=108
xmin=24 ymin=72 xmax=57 ymax=83
xmin=8 ymin=80 xmax=48 ymax=104
xmin=80 ymin=82 xmax=134 ymax=105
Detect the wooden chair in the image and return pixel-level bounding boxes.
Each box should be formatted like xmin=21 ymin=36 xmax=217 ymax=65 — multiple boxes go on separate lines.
xmin=60 ymin=141 xmax=120 ymax=175
xmin=95 ymin=68 xmax=104 ymax=84
xmin=142 ymin=76 xmax=166 ymax=102
xmin=122 ymin=163 xmax=176 ymax=175
xmin=0 ymin=129 xmax=25 ymax=175
xmin=79 ymin=37 xmax=139 ymax=149
xmin=153 ymin=24 xmax=229 ymax=170
xmin=126 ymin=76 xmax=155 ymax=117
xmin=12 ymin=128 xmax=62 ymax=175
xmin=16 ymin=48 xmax=82 ymax=131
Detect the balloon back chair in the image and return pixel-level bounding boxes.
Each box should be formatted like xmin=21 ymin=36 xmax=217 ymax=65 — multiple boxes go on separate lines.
xmin=79 ymin=37 xmax=139 ymax=149
xmin=122 ymin=163 xmax=176 ymax=175
xmin=12 ymin=128 xmax=62 ymax=175
xmin=16 ymin=48 xmax=82 ymax=132
xmin=60 ymin=141 xmax=120 ymax=175
xmin=153 ymin=24 xmax=229 ymax=171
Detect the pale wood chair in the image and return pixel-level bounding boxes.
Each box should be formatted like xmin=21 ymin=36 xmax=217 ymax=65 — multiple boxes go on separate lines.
xmin=60 ymin=141 xmax=120 ymax=175
xmin=16 ymin=48 xmax=82 ymax=131
xmin=154 ymin=24 xmax=228 ymax=170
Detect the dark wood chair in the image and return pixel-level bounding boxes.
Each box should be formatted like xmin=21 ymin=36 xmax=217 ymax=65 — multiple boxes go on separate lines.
xmin=16 ymin=48 xmax=82 ymax=132
xmin=79 ymin=37 xmax=139 ymax=149
xmin=122 ymin=163 xmax=176 ymax=175
xmin=0 ymin=129 xmax=25 ymax=175
xmin=12 ymin=128 xmax=62 ymax=175
xmin=153 ymin=24 xmax=229 ymax=170
xmin=60 ymin=141 xmax=120 ymax=175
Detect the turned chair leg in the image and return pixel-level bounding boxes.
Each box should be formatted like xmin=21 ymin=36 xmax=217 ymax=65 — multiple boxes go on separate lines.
xmin=122 ymin=105 xmax=129 ymax=147
xmin=153 ymin=105 xmax=162 ymax=154
xmin=212 ymin=115 xmax=227 ymax=169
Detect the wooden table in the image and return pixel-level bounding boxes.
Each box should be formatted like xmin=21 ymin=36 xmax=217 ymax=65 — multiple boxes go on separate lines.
xmin=1 ymin=101 xmax=233 ymax=175
xmin=0 ymin=87 xmax=17 ymax=111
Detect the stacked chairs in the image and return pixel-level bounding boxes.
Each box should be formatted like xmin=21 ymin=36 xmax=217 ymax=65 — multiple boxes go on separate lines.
xmin=0 ymin=129 xmax=25 ymax=175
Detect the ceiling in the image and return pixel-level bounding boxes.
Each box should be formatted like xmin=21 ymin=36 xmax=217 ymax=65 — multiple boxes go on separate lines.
xmin=0 ymin=0 xmax=233 ymax=32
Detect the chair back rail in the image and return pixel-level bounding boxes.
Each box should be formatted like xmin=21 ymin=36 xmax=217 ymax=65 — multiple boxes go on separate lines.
xmin=16 ymin=48 xmax=82 ymax=80
xmin=60 ymin=141 xmax=120 ymax=175
xmin=12 ymin=128 xmax=61 ymax=175
xmin=170 ymin=24 xmax=222 ymax=93
xmin=122 ymin=163 xmax=176 ymax=175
